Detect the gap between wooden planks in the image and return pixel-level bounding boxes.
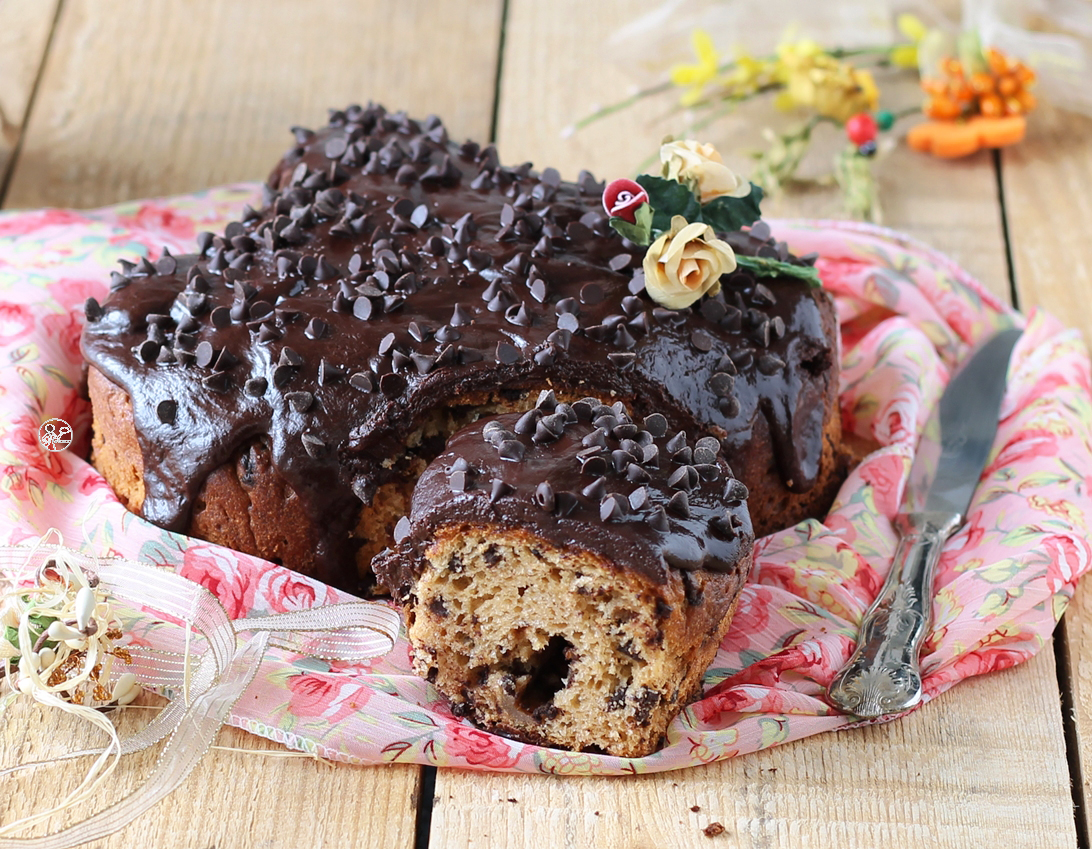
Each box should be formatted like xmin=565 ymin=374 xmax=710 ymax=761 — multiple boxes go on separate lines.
xmin=1002 ymin=104 xmax=1092 ymax=849
xmin=426 ymin=3 xmax=1078 ymax=848
xmin=0 ymin=0 xmax=60 ymax=199
xmin=0 ymin=1 xmax=502 ymax=848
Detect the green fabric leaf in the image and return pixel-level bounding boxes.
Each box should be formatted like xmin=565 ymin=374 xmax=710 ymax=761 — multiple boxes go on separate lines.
xmin=736 ymin=254 xmax=823 ymax=288
xmin=700 ymin=183 xmax=764 ymax=233
xmin=608 ymin=202 xmax=654 ymax=246
xmin=635 ymin=175 xmax=701 ymax=233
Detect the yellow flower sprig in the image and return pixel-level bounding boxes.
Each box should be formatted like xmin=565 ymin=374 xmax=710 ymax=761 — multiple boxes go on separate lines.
xmin=570 ymin=20 xmax=934 ymax=222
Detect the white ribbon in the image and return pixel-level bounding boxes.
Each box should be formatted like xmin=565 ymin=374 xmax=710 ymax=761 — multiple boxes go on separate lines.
xmin=0 ymin=541 xmax=400 ymax=848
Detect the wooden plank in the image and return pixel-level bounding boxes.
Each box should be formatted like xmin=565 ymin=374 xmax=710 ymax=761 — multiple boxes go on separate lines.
xmin=0 ymin=0 xmax=60 ymax=193
xmin=1001 ymin=103 xmax=1092 ymax=846
xmin=0 ymin=1 xmax=504 ymax=846
xmin=5 ymin=0 xmax=505 ymax=209
xmin=430 ymin=650 xmax=1072 ymax=849
xmin=0 ymin=695 xmax=420 ymax=848
xmin=428 ymin=2 xmax=1077 ymax=846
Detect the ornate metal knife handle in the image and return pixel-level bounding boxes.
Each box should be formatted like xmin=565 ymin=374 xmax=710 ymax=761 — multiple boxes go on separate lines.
xmin=828 ymin=511 xmax=963 ymax=718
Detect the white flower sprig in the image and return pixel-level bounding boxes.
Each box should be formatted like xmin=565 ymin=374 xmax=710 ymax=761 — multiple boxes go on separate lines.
xmin=0 ymin=542 xmax=145 ymax=839
xmin=1 ymin=551 xmax=140 ymax=709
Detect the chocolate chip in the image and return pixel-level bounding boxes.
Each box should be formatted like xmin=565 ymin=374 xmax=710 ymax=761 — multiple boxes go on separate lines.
xmin=529 ymin=279 xmax=548 ymax=303
xmin=213 ymin=348 xmax=238 ymax=371
xmin=581 ymin=478 xmax=606 ymax=500
xmin=378 ymin=332 xmax=397 ymax=356
xmin=556 ymin=312 xmax=580 ymax=334
xmin=609 ymin=254 xmax=632 ymax=272
xmin=394 ymin=516 xmax=412 ymax=544
xmin=84 ymin=296 xmax=105 ymax=323
xmin=450 ymin=304 xmax=472 ymax=327
xmin=535 ymin=390 xmax=558 ymax=412
xmin=643 ymin=414 xmax=668 ymax=438
xmin=757 ymin=353 xmax=786 ymax=375
xmin=269 ymin=365 xmax=292 ymax=388
xmin=580 ymin=455 xmax=608 ymax=477
xmin=691 ymin=443 xmax=718 ymax=466
xmin=607 ymin=352 xmax=636 ymax=369
xmin=628 ymin=486 xmax=649 ymax=511
xmin=244 ymin=377 xmax=267 ymax=397
xmin=193 ymin=341 xmax=216 ymax=368
xmin=600 ymin=494 xmax=627 ymax=522
xmin=305 ymin=317 xmax=329 ymax=340
xmin=505 ymin=302 xmax=532 ymax=327
xmin=285 ymin=391 xmax=313 ymax=413
xmin=667 ymin=491 xmax=690 ymax=518
xmin=626 ymin=463 xmax=650 ymax=483
xmin=534 ymin=482 xmax=556 ymax=512
xmin=489 ymin=479 xmax=511 ymax=503
xmin=752 ymin=283 xmax=776 ymax=306
xmin=136 ymin=339 xmax=160 ymax=364
xmin=690 ymin=329 xmax=714 ymax=352
xmin=349 ymin=372 xmax=374 ymax=393
xmin=380 ymin=372 xmax=406 ymax=397
xmin=205 ymin=306 xmax=229 ymax=329
xmin=202 ymin=372 xmax=231 ymax=392
xmin=450 ymin=470 xmax=467 ymax=493
xmin=514 ymin=408 xmax=540 ymax=436
xmin=497 ymin=439 xmax=526 ymax=462
xmin=701 ymin=373 xmax=737 ymax=407
xmin=155 ymin=399 xmax=177 ymax=424
xmin=403 ymin=322 xmax=429 ymax=344
xmin=641 ymin=443 xmax=660 ymax=467
xmin=495 ymin=342 xmax=520 ymax=365
xmin=579 ymin=282 xmax=605 ymax=305
xmin=351 ymin=297 xmax=375 ymax=321
xmin=668 ymin=466 xmax=693 ymax=491
xmin=648 ymin=505 xmax=670 ymax=532
xmin=665 ymin=431 xmax=687 ymax=454
xmin=725 ymin=479 xmax=749 ymax=504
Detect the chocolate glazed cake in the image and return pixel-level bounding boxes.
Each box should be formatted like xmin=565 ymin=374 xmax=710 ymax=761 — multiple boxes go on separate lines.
xmin=81 ymin=103 xmax=846 ymax=592
xmin=373 ymin=395 xmax=753 ymax=757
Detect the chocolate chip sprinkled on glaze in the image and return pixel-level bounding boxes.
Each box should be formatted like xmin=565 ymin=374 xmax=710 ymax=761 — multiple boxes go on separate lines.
xmin=82 ymin=102 xmax=832 ymax=588
xmin=156 ymin=399 xmax=178 ymax=425
xmin=379 ymin=399 xmax=752 ymax=588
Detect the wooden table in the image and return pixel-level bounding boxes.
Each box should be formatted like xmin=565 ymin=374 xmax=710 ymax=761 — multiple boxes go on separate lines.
xmin=2 ymin=2 xmax=1090 ymax=847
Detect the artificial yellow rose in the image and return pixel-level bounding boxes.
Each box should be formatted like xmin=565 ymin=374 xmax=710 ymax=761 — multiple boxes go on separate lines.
xmin=659 ymin=140 xmax=751 ymax=203
xmin=643 ymin=215 xmax=737 ymax=310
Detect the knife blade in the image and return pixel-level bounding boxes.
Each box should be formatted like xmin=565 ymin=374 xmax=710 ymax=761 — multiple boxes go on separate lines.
xmin=828 ymin=326 xmax=1022 ymax=718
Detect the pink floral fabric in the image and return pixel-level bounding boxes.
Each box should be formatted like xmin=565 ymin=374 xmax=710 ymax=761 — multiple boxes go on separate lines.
xmin=1 ymin=188 xmax=1089 ymax=774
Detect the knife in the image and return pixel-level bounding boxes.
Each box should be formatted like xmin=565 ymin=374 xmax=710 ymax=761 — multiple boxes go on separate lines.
xmin=827 ymin=326 xmax=1023 ymax=718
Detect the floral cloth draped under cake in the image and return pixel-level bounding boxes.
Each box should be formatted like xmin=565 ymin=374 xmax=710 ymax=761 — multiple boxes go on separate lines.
xmin=1 ymin=185 xmax=1089 ymax=774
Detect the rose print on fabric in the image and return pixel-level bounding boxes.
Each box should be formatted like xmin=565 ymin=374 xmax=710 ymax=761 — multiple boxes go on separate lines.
xmin=0 ymin=191 xmax=1089 ymax=775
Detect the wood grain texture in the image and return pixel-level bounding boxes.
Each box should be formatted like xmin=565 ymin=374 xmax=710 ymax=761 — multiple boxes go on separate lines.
xmin=0 ymin=695 xmax=420 ymax=848
xmin=1001 ymin=103 xmax=1092 ymax=846
xmin=429 ymin=650 xmax=1073 ymax=849
xmin=428 ymin=3 xmax=1077 ymax=847
xmin=0 ymin=0 xmax=59 ymax=190
xmin=5 ymin=0 xmax=504 ymax=209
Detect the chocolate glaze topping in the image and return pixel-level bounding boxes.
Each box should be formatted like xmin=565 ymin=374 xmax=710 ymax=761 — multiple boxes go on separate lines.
xmin=80 ymin=103 xmax=834 ymax=586
xmin=376 ymin=394 xmax=754 ymax=595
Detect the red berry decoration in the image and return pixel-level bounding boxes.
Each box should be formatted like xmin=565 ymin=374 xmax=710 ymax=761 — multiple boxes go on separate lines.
xmin=845 ymin=113 xmax=878 ymax=146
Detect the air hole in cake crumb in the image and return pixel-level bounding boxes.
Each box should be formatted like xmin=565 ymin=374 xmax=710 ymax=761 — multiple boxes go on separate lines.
xmin=517 ymin=585 xmax=528 ymax=597
xmin=801 ymin=345 xmax=832 ymax=376
xmin=514 ymin=635 xmax=573 ymax=714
